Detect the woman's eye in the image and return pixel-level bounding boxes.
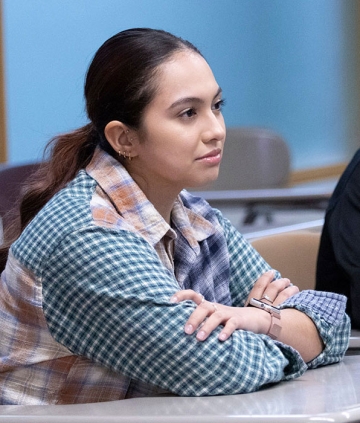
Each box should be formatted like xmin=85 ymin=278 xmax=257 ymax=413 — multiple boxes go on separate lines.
xmin=213 ymin=99 xmax=225 ymax=111
xmin=181 ymin=108 xmax=197 ymax=118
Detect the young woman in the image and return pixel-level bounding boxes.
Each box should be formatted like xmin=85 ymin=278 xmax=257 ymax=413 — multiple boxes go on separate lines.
xmin=0 ymin=28 xmax=350 ymax=405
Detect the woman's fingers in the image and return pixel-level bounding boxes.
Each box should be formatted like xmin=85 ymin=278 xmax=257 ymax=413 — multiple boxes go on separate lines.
xmin=244 ymin=270 xmax=275 ymax=306
xmin=245 ymin=270 xmax=298 ymax=307
xmin=196 ymin=305 xmax=271 ymax=342
xmin=170 ymin=288 xmax=280 ymax=342
xmin=170 ymin=290 xmax=221 ymax=336
xmin=170 ymin=290 xmax=221 ymax=337
xmin=274 ymin=284 xmax=300 ymax=305
xmin=215 ymin=315 xmax=241 ymax=341
xmin=184 ymin=300 xmax=218 ymax=335
xmin=170 ymin=289 xmax=204 ymax=305
xmin=196 ymin=308 xmax=230 ymax=341
xmin=261 ymin=277 xmax=292 ymax=305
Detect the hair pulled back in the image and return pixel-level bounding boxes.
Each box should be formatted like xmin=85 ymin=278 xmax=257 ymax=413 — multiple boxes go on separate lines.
xmin=87 ymin=28 xmax=201 ymax=143
xmin=0 ymin=28 xmax=202 ymax=270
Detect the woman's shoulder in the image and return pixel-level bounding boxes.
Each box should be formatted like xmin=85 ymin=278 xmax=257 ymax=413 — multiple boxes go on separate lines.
xmin=11 ymin=171 xmax=98 ymax=270
xmin=37 ymin=170 xmax=96 ymax=228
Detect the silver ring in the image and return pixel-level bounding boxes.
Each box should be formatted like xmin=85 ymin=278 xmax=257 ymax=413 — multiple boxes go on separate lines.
xmin=199 ymin=294 xmax=205 ymax=304
xmin=212 ymin=303 xmax=218 ymax=312
xmin=261 ymin=294 xmax=273 ymax=304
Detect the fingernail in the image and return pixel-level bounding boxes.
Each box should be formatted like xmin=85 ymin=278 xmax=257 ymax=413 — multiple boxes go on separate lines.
xmin=170 ymin=295 xmax=178 ymax=303
xmin=197 ymin=330 xmax=206 ymax=340
xmin=219 ymin=332 xmax=228 ymax=341
xmin=185 ymin=324 xmax=194 ymax=334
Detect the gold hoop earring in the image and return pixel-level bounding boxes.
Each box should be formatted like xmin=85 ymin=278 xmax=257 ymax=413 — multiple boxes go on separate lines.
xmin=118 ymin=150 xmax=132 ymax=161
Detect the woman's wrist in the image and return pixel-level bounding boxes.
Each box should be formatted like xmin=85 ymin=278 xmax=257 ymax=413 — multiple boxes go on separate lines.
xmin=257 ymin=308 xmax=272 ymax=335
xmin=247 ymin=298 xmax=281 ymax=337
xmin=267 ymin=313 xmax=282 ymax=339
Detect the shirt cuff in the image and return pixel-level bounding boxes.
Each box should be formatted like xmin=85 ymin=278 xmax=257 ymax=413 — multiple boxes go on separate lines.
xmin=279 ymin=290 xmax=351 ymax=367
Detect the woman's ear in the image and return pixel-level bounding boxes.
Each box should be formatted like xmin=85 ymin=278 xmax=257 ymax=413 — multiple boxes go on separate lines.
xmin=104 ymin=121 xmax=137 ymax=159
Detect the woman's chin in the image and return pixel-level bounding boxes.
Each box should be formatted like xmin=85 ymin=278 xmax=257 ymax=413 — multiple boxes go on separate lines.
xmin=187 ymin=177 xmax=219 ymax=190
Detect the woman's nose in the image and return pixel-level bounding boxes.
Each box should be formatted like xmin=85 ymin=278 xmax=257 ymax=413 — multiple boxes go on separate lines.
xmin=202 ymin=113 xmax=226 ymax=143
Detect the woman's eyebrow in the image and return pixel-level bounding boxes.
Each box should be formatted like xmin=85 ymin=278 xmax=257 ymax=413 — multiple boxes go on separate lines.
xmin=168 ymin=87 xmax=223 ymax=110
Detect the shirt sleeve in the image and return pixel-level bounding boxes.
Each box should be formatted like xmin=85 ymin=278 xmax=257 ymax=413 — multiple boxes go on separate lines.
xmin=212 ymin=209 xmax=275 ymax=306
xmin=280 ymin=290 xmax=351 ymax=368
xmin=41 ymin=225 xmax=309 ymax=396
xmin=215 ymin=210 xmax=351 ymax=368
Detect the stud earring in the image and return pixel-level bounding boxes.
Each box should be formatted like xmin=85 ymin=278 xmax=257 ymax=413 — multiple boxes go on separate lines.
xmin=126 ymin=129 xmax=134 ymax=141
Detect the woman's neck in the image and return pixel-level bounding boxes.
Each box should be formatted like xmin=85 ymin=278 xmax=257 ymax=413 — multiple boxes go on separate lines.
xmin=129 ymin=171 xmax=180 ymax=225
xmin=146 ymin=190 xmax=179 ymax=225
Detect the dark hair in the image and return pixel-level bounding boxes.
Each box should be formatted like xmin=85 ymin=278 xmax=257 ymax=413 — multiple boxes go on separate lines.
xmin=0 ymin=28 xmax=202 ymax=270
xmin=88 ymin=29 xmax=201 ymax=137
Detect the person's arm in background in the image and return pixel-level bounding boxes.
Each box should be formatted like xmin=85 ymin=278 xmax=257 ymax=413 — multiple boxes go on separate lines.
xmin=316 ymin=149 xmax=360 ymax=329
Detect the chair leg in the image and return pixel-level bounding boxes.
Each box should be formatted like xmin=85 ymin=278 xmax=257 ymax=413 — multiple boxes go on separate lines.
xmin=243 ymin=205 xmax=273 ymax=225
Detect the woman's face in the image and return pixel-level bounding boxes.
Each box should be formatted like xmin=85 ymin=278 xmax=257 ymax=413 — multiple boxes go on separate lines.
xmin=132 ymin=50 xmax=226 ymax=194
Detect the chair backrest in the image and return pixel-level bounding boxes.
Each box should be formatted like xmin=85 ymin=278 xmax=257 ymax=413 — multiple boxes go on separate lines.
xmin=197 ymin=127 xmax=291 ymax=191
xmin=250 ymin=231 xmax=321 ymax=291
xmin=0 ymin=162 xmax=41 ymax=230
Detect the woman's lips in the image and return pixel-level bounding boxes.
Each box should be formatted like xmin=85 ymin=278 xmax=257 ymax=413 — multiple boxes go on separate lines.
xmin=196 ymin=148 xmax=222 ymax=164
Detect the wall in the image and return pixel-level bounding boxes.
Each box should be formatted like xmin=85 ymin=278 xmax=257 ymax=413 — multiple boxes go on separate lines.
xmin=0 ymin=0 xmax=7 ymax=162
xmin=2 ymin=0 xmax=359 ymax=169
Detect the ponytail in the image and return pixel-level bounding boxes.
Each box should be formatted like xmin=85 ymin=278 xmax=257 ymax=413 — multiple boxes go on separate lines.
xmin=0 ymin=123 xmax=98 ymax=272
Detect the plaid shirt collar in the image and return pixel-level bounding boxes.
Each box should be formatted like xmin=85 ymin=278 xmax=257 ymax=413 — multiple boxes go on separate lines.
xmin=86 ymin=148 xmax=216 ymax=252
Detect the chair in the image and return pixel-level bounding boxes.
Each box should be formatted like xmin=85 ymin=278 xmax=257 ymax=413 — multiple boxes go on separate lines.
xmin=197 ymin=126 xmax=291 ymax=191
xmin=0 ymin=161 xmax=41 ymax=233
xmin=250 ymin=231 xmax=321 ymax=290
xmin=190 ymin=127 xmax=293 ymax=224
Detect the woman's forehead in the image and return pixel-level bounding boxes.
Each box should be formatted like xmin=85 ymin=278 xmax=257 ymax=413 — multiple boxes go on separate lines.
xmin=153 ymin=51 xmax=219 ymax=104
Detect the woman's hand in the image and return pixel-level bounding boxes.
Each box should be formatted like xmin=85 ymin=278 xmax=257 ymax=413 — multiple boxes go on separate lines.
xmin=245 ymin=269 xmax=299 ymax=307
xmin=170 ymin=272 xmax=323 ymax=362
xmin=170 ymin=270 xmax=299 ymax=342
xmin=171 ymin=291 xmax=271 ymax=341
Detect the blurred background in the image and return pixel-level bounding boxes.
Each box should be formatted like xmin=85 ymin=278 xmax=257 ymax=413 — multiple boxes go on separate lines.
xmin=1 ymin=0 xmax=360 ymax=169
xmin=0 ymin=0 xmax=360 ymax=236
